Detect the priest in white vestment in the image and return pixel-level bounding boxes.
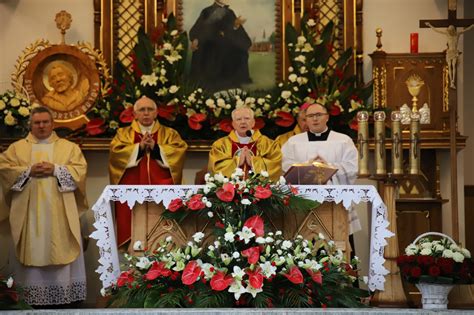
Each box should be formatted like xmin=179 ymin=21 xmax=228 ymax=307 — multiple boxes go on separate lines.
xmin=281 ymin=103 xmax=361 ymax=234
xmin=0 ymin=106 xmax=88 ymax=306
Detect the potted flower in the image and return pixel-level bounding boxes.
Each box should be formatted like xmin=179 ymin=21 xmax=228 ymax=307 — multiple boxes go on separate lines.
xmin=0 ymin=91 xmax=33 ymax=138
xmin=397 ymin=232 xmax=473 ymax=310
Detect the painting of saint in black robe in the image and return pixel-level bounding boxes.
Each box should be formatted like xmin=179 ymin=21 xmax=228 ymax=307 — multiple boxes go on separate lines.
xmin=189 ymin=1 xmax=252 ymax=92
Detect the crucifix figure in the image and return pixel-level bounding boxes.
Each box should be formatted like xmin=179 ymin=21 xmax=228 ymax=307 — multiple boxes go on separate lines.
xmin=420 ymin=0 xmax=474 ymax=89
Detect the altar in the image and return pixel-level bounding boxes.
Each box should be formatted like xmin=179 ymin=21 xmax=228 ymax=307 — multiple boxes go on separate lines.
xmin=90 ymin=184 xmax=393 ymax=292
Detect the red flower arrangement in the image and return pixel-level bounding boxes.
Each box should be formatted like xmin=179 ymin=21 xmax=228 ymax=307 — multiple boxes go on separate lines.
xmin=397 ymin=233 xmax=473 ymax=285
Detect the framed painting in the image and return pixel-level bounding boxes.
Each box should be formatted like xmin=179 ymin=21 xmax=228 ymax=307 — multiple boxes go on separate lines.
xmin=171 ymin=0 xmax=284 ymax=92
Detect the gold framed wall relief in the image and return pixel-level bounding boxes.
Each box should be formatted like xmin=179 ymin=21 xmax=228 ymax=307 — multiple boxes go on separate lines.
xmin=12 ymin=11 xmax=111 ymax=131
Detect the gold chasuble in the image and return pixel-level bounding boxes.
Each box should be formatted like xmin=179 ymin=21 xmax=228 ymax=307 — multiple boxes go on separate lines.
xmin=275 ymin=124 xmax=303 ymax=147
xmin=208 ymin=130 xmax=281 ymax=181
xmin=0 ymin=132 xmax=87 ymax=266
xmin=109 ymin=120 xmax=188 ymax=248
xmin=109 ymin=120 xmax=187 ymax=185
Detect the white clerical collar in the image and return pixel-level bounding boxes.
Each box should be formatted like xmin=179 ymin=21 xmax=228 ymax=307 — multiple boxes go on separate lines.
xmin=139 ymin=121 xmax=155 ymax=134
xmin=236 ymin=130 xmax=253 ymax=144
xmin=309 ymin=127 xmax=329 ymax=136
xmin=215 ymin=1 xmax=226 ymax=7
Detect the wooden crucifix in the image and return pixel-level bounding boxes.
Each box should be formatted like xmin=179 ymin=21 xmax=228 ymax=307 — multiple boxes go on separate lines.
xmin=420 ymin=0 xmax=474 ymax=89
xmin=419 ymin=0 xmax=474 ymax=242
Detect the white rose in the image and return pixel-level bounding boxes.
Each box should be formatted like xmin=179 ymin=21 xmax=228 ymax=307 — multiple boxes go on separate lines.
xmin=307 ymin=19 xmax=316 ymax=27
xmin=461 ymin=248 xmax=471 ymax=258
xmin=4 ymin=113 xmax=16 ymax=126
xmin=170 ymin=30 xmax=178 ymax=36
xmin=421 ymin=242 xmax=432 ymax=249
xmin=0 ymin=100 xmax=5 ymax=110
xmin=297 ymin=36 xmax=306 ymax=45
xmin=434 ymin=244 xmax=445 ymax=252
xmin=241 ymin=199 xmax=251 ymax=205
xmin=405 ymin=244 xmax=418 ymax=256
xmin=18 ymin=106 xmax=30 ymax=117
xmin=6 ymin=277 xmax=13 ymax=288
xmin=420 ymin=248 xmax=432 ymax=256
xmin=442 ymin=249 xmax=454 ymax=258
xmin=452 ymin=252 xmax=464 ymax=263
xmin=281 ymin=90 xmax=291 ymax=99
xmin=288 ymin=74 xmax=297 ymax=82
xmin=10 ymin=98 xmax=20 ymax=107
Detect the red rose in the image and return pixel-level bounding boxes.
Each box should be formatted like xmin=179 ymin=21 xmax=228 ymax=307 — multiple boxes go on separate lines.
xmin=167 ymin=198 xmax=184 ymax=212
xmin=117 ymin=271 xmax=134 ymax=287
xmin=406 ymin=255 xmax=415 ymax=263
xmin=401 ymin=265 xmax=411 ymax=275
xmin=254 ymin=117 xmax=266 ymax=130
xmin=119 ymin=107 xmax=134 ymax=123
xmin=306 ymin=269 xmax=323 ymax=285
xmin=254 ymin=186 xmax=272 ymax=199
xmin=188 ymin=113 xmax=207 ymax=130
xmin=241 ymin=246 xmax=261 ymax=265
xmin=146 ymin=261 xmax=171 ymax=280
xmin=275 ymin=111 xmax=295 ymax=127
xmin=210 ymin=271 xmax=234 ymax=291
xmin=246 ymin=268 xmax=264 ymax=289
xmin=283 ymin=266 xmax=304 ymax=284
xmin=428 ymin=265 xmax=441 ymax=277
xmin=186 ymin=194 xmax=206 ymax=211
xmin=181 ymin=261 xmax=202 ymax=285
xmin=410 ymin=266 xmax=422 ymax=278
xmin=219 ymin=118 xmax=233 ymax=133
xmin=157 ymin=105 xmax=176 ymax=120
xmin=216 ymin=182 xmax=235 ymax=202
xmin=86 ymin=118 xmax=106 ymax=136
xmin=396 ymin=255 xmax=407 ymax=265
xmin=243 ymin=215 xmax=264 ymax=237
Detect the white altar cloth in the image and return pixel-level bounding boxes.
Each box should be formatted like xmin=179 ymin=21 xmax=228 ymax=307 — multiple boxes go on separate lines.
xmin=90 ymin=185 xmax=393 ymax=292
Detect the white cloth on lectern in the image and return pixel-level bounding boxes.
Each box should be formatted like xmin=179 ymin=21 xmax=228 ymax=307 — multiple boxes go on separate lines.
xmin=281 ymin=130 xmax=361 ymax=233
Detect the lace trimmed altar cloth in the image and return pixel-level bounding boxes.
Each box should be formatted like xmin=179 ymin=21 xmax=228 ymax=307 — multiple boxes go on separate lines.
xmin=90 ymin=185 xmax=393 ymax=292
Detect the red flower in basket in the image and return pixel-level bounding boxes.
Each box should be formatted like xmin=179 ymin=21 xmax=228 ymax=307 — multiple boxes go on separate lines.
xmin=216 ymin=182 xmax=235 ymax=202
xmin=254 ymin=186 xmax=272 ymax=199
xmin=188 ymin=113 xmax=207 ymax=130
xmin=168 ymin=198 xmax=184 ymax=212
xmin=243 ymin=215 xmax=264 ymax=237
xmin=275 ymin=111 xmax=295 ymax=127
xmin=157 ymin=105 xmax=176 ymax=120
xmin=210 ymin=271 xmax=234 ymax=291
xmin=119 ymin=107 xmax=134 ymax=123
xmin=117 ymin=270 xmax=134 ymax=287
xmin=146 ymin=261 xmax=171 ymax=280
xmin=306 ymin=269 xmax=323 ymax=285
xmin=283 ymin=266 xmax=304 ymax=284
xmin=254 ymin=117 xmax=266 ymax=130
xmin=219 ymin=118 xmax=233 ymax=133
xmin=246 ymin=268 xmax=264 ymax=289
xmin=241 ymin=246 xmax=261 ymax=265
xmin=86 ymin=118 xmax=106 ymax=136
xmin=181 ymin=261 xmax=202 ymax=285
xmin=187 ymin=194 xmax=206 ymax=211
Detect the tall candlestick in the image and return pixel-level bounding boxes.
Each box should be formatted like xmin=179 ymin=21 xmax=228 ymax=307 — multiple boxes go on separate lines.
xmin=391 ymin=111 xmax=403 ymax=175
xmin=357 ymin=111 xmax=369 ymax=176
xmin=374 ymin=111 xmax=386 ymax=176
xmin=409 ymin=111 xmax=421 ymax=175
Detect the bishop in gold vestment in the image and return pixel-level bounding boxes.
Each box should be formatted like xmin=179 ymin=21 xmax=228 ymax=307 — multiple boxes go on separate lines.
xmin=208 ymin=107 xmax=281 ymax=181
xmin=0 ymin=107 xmax=88 ymax=305
xmin=109 ymin=96 xmax=187 ymax=248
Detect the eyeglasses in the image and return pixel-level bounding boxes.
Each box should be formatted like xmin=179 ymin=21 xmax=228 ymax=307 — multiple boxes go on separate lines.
xmin=306 ymin=113 xmax=328 ymax=119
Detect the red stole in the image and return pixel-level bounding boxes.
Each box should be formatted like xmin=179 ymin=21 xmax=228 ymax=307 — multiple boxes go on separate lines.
xmin=116 ymin=131 xmax=174 ymax=247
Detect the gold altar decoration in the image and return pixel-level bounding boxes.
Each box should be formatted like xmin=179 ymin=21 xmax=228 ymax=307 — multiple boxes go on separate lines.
xmin=406 ymin=74 xmax=425 ymax=112
xmin=374 ymin=111 xmax=387 ymax=176
xmin=11 ymin=10 xmax=111 ymax=130
xmin=391 ymin=111 xmax=403 ymax=175
xmin=357 ymin=110 xmax=369 ymax=176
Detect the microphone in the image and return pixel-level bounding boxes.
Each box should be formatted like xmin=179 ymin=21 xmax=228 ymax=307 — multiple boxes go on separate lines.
xmin=245 ymin=130 xmax=252 ymax=137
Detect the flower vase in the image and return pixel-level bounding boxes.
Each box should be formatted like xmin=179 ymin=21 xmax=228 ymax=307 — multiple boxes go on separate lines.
xmin=416 ymin=283 xmax=454 ymax=310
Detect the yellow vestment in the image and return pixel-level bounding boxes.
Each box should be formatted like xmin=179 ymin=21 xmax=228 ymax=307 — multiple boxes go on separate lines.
xmin=208 ymin=130 xmax=282 ymax=181
xmin=275 ymin=125 xmax=303 ymax=147
xmin=109 ymin=120 xmax=188 ymax=185
xmin=0 ymin=132 xmax=87 ymax=266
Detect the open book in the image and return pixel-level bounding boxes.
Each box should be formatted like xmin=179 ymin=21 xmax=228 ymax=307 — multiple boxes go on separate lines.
xmin=284 ymin=161 xmax=338 ymax=185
